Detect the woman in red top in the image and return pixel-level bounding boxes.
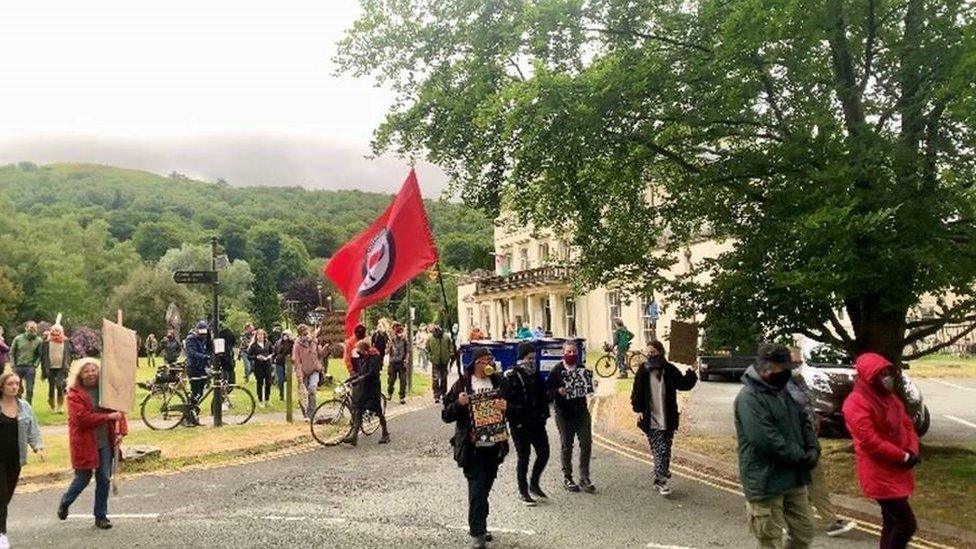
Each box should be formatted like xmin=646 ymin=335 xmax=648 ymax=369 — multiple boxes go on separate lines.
xmin=56 ymin=359 xmax=128 ymax=530
xmin=842 ymin=353 xmax=920 ymax=549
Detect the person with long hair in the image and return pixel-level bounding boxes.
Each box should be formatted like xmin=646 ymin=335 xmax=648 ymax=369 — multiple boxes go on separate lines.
xmin=57 ymin=359 xmax=128 ymax=530
xmin=343 ymin=339 xmax=390 ymax=446
xmin=247 ymin=330 xmax=274 ymax=408
xmin=0 ymin=372 xmax=45 ymax=549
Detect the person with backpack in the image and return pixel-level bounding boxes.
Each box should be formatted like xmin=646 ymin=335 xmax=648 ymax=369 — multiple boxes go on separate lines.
xmin=505 ymin=341 xmax=551 ymax=506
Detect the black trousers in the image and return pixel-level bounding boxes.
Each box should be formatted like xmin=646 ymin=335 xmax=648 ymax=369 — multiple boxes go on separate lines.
xmin=432 ymin=362 xmax=449 ymax=399
xmin=555 ymin=411 xmax=592 ymax=481
xmin=189 ymin=377 xmax=207 ymax=424
xmin=463 ymin=448 xmax=500 ymax=538
xmin=511 ymin=423 xmax=550 ymax=495
xmin=878 ymin=498 xmax=916 ymax=549
xmin=387 ymin=361 xmax=407 ymax=400
xmin=253 ymin=364 xmax=272 ymax=402
xmin=0 ymin=460 xmax=21 ymax=534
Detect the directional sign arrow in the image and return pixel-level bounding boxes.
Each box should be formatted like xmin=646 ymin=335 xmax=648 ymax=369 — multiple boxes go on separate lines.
xmin=173 ymin=270 xmax=217 ymax=284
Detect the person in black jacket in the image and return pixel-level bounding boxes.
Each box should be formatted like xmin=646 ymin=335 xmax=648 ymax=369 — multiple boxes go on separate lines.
xmin=545 ymin=341 xmax=596 ymax=493
xmin=630 ymin=340 xmax=697 ymax=496
xmin=216 ymin=324 xmax=237 ymax=386
xmin=247 ymin=330 xmax=274 ymax=407
xmin=505 ymin=341 xmax=551 ymax=506
xmin=442 ymin=347 xmax=509 ymax=549
xmin=343 ymin=339 xmax=390 ymax=446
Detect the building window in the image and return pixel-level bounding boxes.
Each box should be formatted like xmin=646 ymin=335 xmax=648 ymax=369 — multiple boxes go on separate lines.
xmin=466 ymin=307 xmax=474 ymax=332
xmin=607 ymin=290 xmax=622 ymax=333
xmin=539 ymin=242 xmax=550 ymax=265
xmin=518 ymin=247 xmax=529 ymax=271
xmin=481 ymin=305 xmax=492 ymax=338
xmin=641 ymin=297 xmax=659 ymax=343
xmin=565 ymin=297 xmax=577 ymax=337
xmin=544 ymin=298 xmax=552 ymax=333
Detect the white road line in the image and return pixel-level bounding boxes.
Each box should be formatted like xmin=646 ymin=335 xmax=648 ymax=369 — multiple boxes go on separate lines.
xmin=68 ymin=513 xmax=160 ymax=519
xmin=646 ymin=543 xmax=700 ymax=549
xmin=927 ymin=379 xmax=976 ymax=392
xmin=944 ymin=414 xmax=976 ymax=430
xmin=260 ymin=515 xmax=347 ymax=523
xmin=443 ymin=524 xmax=536 ymax=536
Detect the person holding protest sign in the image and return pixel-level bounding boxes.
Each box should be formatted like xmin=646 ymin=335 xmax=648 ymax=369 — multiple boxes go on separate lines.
xmin=343 ymin=339 xmax=390 ymax=446
xmin=442 ymin=347 xmax=510 ymax=549
xmin=546 ymin=341 xmax=596 ymax=493
xmin=57 ymin=359 xmax=128 ymax=530
xmin=505 ymin=341 xmax=551 ymax=506
xmin=1 ymin=371 xmax=45 ymax=549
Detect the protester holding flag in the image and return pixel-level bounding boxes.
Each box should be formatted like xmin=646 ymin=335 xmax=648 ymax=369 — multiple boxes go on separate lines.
xmin=427 ymin=326 xmax=453 ymax=404
xmin=58 ymin=359 xmax=128 ymax=530
xmin=1 ymin=371 xmax=45 ymax=549
xmin=343 ymin=340 xmax=390 ymax=446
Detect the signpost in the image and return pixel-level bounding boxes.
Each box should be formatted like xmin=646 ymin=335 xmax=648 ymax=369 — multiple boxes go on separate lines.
xmin=173 ymin=270 xmax=217 ymax=284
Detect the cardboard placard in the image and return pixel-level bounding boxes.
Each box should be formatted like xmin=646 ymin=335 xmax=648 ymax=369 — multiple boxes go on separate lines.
xmin=469 ymin=390 xmax=508 ymax=446
xmin=214 ymin=338 xmax=226 ymax=354
xmin=100 ymin=318 xmax=138 ymax=412
xmin=668 ymin=320 xmax=699 ymax=367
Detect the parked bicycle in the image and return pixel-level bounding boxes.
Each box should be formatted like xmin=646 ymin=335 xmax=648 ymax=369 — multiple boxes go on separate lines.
xmin=310 ymin=379 xmax=388 ymax=446
xmin=593 ymin=343 xmax=646 ymax=378
xmin=139 ymin=362 xmax=257 ymax=430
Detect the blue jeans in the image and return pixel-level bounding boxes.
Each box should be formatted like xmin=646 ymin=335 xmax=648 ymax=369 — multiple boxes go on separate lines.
xmin=13 ymin=366 xmax=36 ymax=404
xmin=275 ymin=363 xmax=286 ymax=400
xmin=61 ymin=445 xmax=113 ymax=519
xmin=241 ymin=353 xmax=253 ymax=381
xmin=303 ymin=372 xmax=320 ymax=419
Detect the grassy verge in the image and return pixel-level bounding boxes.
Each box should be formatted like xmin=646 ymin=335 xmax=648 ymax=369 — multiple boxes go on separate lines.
xmin=908 ymin=353 xmax=976 ymax=378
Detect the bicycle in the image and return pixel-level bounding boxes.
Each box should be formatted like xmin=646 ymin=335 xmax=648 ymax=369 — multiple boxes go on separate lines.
xmin=140 ymin=362 xmax=257 ymax=430
xmin=310 ymin=379 xmax=388 ymax=446
xmin=593 ymin=343 xmax=647 ymax=378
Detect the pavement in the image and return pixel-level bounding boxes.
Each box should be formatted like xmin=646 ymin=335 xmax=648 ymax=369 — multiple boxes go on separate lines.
xmin=9 ymin=401 xmax=885 ymax=549
xmin=684 ymin=377 xmax=976 ymax=443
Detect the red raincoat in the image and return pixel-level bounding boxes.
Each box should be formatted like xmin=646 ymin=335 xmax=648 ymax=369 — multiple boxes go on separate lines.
xmin=842 ymin=353 xmax=919 ymax=500
xmin=66 ymin=386 xmax=129 ymax=470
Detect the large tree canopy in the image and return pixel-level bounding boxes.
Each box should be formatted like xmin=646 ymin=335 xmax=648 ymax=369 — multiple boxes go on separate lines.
xmin=339 ymin=0 xmax=976 ymax=360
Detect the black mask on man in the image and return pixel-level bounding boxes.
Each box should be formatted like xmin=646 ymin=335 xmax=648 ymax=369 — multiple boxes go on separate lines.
xmin=766 ymin=369 xmax=792 ymax=389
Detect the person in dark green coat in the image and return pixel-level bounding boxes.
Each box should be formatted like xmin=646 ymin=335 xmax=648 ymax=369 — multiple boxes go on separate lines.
xmin=611 ymin=318 xmax=634 ymax=379
xmin=734 ymin=343 xmax=819 ymax=549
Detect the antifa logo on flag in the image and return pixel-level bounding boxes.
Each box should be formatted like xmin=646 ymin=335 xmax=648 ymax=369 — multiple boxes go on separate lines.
xmin=358 ymin=228 xmax=396 ymax=297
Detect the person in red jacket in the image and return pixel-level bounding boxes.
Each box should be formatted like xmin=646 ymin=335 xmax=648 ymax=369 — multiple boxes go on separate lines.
xmin=343 ymin=324 xmax=368 ymax=375
xmin=56 ymin=359 xmax=128 ymax=530
xmin=842 ymin=353 xmax=920 ymax=549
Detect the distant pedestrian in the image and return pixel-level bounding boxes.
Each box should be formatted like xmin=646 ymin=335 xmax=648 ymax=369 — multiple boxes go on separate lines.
xmin=387 ymin=323 xmax=409 ymax=404
xmin=468 ymin=326 xmax=485 ymax=342
xmin=273 ymin=331 xmax=294 ymax=401
xmin=144 ymin=333 xmax=158 ymax=369
xmin=414 ymin=325 xmax=431 ymax=373
xmin=442 ymin=347 xmax=509 ymax=549
xmin=735 ymin=343 xmax=818 ymax=549
xmin=247 ymin=330 xmax=274 ymax=407
xmin=505 ymin=341 xmax=551 ymax=506
xmin=343 ymin=340 xmax=390 ymax=446
xmin=344 ymin=324 xmax=368 ymax=375
xmin=516 ymin=323 xmax=532 ymax=339
xmin=426 ymin=326 xmax=453 ymax=404
xmin=612 ymin=318 xmax=634 ymax=379
xmin=786 ymin=348 xmax=855 ymax=538
xmin=531 ymin=326 xmax=544 ymax=339
xmin=269 ymin=323 xmax=283 ymax=347
xmin=371 ymin=325 xmax=390 ymax=358
xmin=184 ymin=321 xmax=213 ymax=426
xmin=843 ymin=353 xmax=920 ymax=549
xmin=316 ymin=331 xmax=332 ymax=385
xmin=161 ymin=329 xmax=182 ymax=365
xmin=239 ymin=324 xmax=255 ymax=383
xmin=546 ymin=341 xmax=596 ymax=493
xmin=630 ymin=340 xmax=697 ymax=496
xmin=10 ymin=322 xmax=42 ymax=404
xmin=57 ymin=359 xmax=128 ymax=530
xmin=1 ymin=372 xmax=45 ymax=549
xmin=291 ymin=325 xmax=322 ymax=421
xmin=40 ymin=322 xmax=73 ymax=414
xmin=0 ymin=327 xmax=9 ymax=373
xmin=217 ymin=323 xmax=237 ymax=386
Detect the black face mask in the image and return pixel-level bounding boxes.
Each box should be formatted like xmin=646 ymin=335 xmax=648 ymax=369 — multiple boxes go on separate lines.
xmin=766 ymin=369 xmax=792 ymax=389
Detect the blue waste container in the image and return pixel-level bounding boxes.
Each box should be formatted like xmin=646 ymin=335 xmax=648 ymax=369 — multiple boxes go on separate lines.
xmin=459 ymin=338 xmax=586 ymax=381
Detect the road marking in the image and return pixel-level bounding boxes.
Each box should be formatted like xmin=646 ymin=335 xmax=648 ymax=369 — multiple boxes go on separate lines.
xmin=928 ymin=379 xmax=976 ymax=392
xmin=442 ymin=524 xmax=536 ymax=536
xmin=260 ymin=515 xmax=347 ymax=523
xmin=646 ymin=543 xmax=699 ymax=549
xmin=944 ymin=415 xmax=976 ymax=430
xmin=68 ymin=513 xmax=160 ymax=519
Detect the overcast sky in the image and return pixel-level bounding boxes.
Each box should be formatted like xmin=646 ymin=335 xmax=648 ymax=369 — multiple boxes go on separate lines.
xmin=0 ymin=0 xmax=449 ymax=194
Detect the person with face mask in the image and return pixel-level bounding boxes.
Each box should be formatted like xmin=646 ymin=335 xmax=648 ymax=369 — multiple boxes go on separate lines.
xmin=630 ymin=340 xmax=697 ymax=496
xmin=161 ymin=330 xmax=183 ymax=365
xmin=546 ymin=341 xmax=596 ymax=493
xmin=504 ymin=341 xmax=551 ymax=506
xmin=184 ymin=321 xmax=213 ymax=426
xmin=842 ymin=353 xmax=920 ymax=549
xmin=10 ymin=322 xmax=42 ymax=405
xmin=735 ymin=343 xmax=818 ymax=549
xmin=344 ymin=324 xmax=368 ymax=375
xmin=426 ymin=326 xmax=454 ymax=404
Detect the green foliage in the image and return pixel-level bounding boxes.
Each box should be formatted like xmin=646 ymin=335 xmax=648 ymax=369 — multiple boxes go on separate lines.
xmin=0 ymin=267 xmax=23 ymax=329
xmin=132 ymin=221 xmax=184 ymax=262
xmin=250 ymin=263 xmax=281 ymax=330
xmin=339 ymin=0 xmax=976 ymax=359
xmin=105 ymin=266 xmax=206 ymax=338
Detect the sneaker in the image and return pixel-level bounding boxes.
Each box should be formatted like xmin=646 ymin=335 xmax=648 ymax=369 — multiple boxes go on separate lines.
xmin=57 ymin=502 xmax=69 ymax=520
xmin=0 ymin=533 xmax=9 ymax=549
xmin=518 ymin=492 xmax=537 ymax=506
xmin=529 ymin=484 xmax=549 ymax=499
xmin=579 ymin=478 xmax=596 ymax=493
xmin=379 ymin=433 xmax=390 ymax=444
xmin=342 ymin=436 xmax=358 ymax=447
xmin=95 ymin=517 xmax=113 ymax=530
xmin=826 ymin=519 xmax=856 ymax=537
xmin=399 ymin=398 xmax=406 ymax=405
xmin=563 ymin=477 xmax=581 ymax=492
xmin=617 ymin=372 xmax=628 ymax=379
xmin=655 ymin=480 xmax=673 ymax=496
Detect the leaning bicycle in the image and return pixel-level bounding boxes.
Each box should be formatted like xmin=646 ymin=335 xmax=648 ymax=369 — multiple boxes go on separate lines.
xmin=140 ymin=363 xmax=256 ymax=430
xmin=593 ymin=343 xmax=646 ymax=378
xmin=310 ymin=380 xmax=388 ymax=446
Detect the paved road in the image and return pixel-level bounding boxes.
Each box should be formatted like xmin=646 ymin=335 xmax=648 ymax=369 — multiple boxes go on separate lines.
xmin=9 ymin=405 xmax=882 ymax=549
xmin=685 ymin=377 xmax=976 ymax=443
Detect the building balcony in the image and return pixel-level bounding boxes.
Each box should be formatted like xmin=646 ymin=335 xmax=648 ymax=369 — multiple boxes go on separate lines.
xmin=474 ymin=265 xmax=570 ymax=296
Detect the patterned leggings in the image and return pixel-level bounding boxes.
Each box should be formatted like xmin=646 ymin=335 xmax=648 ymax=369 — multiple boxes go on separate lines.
xmin=647 ymin=429 xmax=674 ymax=483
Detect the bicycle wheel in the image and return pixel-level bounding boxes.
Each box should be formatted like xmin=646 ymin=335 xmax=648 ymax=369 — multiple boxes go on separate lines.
xmin=362 ymin=394 xmax=389 ymax=436
xmin=140 ymin=388 xmax=187 ymax=430
xmin=311 ymin=398 xmax=353 ymax=446
xmin=222 ymin=385 xmax=257 ymax=425
xmin=593 ymin=355 xmax=617 ymax=378
xmin=628 ymin=352 xmax=646 ymax=374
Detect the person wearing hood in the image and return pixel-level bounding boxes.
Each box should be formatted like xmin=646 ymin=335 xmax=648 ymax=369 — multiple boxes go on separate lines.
xmin=426 ymin=325 xmax=454 ymax=404
xmin=842 ymin=353 xmax=920 ymax=549
xmin=10 ymin=322 xmax=43 ymax=405
xmin=735 ymin=343 xmax=818 ymax=549
xmin=442 ymin=347 xmax=509 ymax=549
xmin=291 ymin=325 xmax=323 ymax=421
xmin=546 ymin=341 xmax=597 ymax=493
xmin=184 ymin=321 xmax=213 ymax=426
xmin=40 ymin=322 xmax=73 ymax=414
xmin=505 ymin=341 xmax=551 ymax=506
xmin=343 ymin=339 xmax=390 ymax=446
xmin=344 ymin=324 xmax=368 ymax=375
xmin=630 ymin=340 xmax=697 ymax=496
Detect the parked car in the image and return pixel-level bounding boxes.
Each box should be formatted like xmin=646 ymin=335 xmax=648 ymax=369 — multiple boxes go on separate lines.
xmin=698 ymin=355 xmax=753 ymax=381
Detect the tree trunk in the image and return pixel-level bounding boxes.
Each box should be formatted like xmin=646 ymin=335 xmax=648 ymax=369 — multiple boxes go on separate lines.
xmin=845 ymin=295 xmax=908 ymax=363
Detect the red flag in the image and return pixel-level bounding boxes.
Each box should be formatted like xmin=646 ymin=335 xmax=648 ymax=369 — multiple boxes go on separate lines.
xmin=324 ymin=169 xmax=439 ymax=335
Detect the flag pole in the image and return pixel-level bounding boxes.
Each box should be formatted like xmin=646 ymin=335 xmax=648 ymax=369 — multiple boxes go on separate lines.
xmin=435 ymin=262 xmax=458 ymax=376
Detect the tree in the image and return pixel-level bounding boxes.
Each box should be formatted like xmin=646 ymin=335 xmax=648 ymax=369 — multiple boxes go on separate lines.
xmin=105 ymin=266 xmax=206 ymax=338
xmin=0 ymin=267 xmax=23 ymax=329
xmin=283 ymin=277 xmax=322 ymax=326
xmin=338 ymin=0 xmax=976 ymax=361
xmin=158 ymin=243 xmax=255 ymax=312
xmin=132 ymin=221 xmax=183 ymax=262
xmin=250 ymin=263 xmax=281 ymax=330
xmin=275 ymin=237 xmax=312 ymax=289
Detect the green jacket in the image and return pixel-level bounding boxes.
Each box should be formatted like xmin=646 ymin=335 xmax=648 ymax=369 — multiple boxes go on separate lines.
xmin=613 ymin=327 xmax=634 ymax=353
xmin=734 ymin=366 xmax=819 ymax=501
xmin=426 ymin=334 xmax=454 ymax=365
xmin=10 ymin=333 xmax=42 ymax=368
